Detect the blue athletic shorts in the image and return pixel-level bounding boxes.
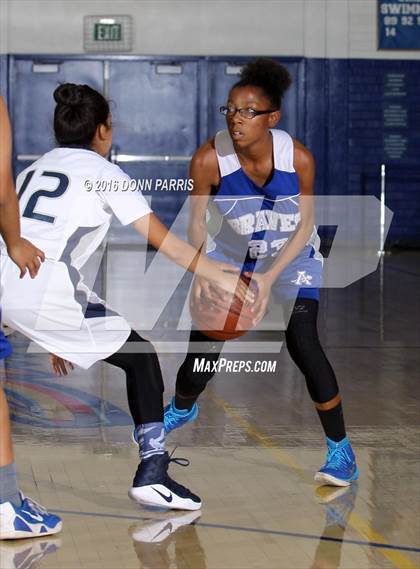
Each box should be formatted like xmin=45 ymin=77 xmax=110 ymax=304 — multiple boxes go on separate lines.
xmin=207 ymin=250 xmax=321 ymax=302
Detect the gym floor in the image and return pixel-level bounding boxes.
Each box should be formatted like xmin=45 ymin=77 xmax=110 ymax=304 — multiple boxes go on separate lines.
xmin=0 ymin=248 xmax=419 ymax=569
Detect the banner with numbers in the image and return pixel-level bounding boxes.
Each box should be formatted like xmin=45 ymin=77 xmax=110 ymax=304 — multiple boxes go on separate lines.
xmin=378 ymin=0 xmax=420 ymax=49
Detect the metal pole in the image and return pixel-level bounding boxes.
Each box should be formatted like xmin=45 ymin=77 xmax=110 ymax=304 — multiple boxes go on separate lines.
xmin=379 ymin=164 xmax=386 ymax=342
xmin=379 ymin=164 xmax=386 ymax=256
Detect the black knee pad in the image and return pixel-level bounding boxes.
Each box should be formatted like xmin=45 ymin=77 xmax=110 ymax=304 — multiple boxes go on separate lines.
xmin=285 ymin=298 xmax=338 ymax=403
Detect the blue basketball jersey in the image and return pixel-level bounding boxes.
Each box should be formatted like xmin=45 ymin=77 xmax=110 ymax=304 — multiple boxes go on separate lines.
xmin=208 ymin=129 xmax=323 ymax=294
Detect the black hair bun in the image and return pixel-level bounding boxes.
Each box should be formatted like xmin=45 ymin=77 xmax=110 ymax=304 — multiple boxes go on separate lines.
xmin=54 ymin=83 xmax=83 ymax=107
xmin=240 ymin=58 xmax=292 ymax=96
xmin=53 ymin=82 xmax=109 ymax=147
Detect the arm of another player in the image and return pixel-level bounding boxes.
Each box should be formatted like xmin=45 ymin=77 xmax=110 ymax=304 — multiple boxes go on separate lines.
xmin=246 ymin=140 xmax=316 ymax=323
xmin=0 ymin=96 xmax=45 ymax=278
xmin=187 ymin=140 xmax=230 ymax=306
xmin=99 ymin=156 xmax=251 ymax=302
xmin=132 ymin=213 xmax=253 ymax=302
xmin=131 ymin=142 xmax=252 ymax=302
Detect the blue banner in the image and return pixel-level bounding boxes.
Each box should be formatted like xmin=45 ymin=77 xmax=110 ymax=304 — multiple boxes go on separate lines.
xmin=378 ymin=0 xmax=420 ymax=49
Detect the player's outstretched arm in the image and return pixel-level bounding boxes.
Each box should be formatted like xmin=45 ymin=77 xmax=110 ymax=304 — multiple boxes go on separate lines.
xmin=132 ymin=213 xmax=253 ymax=303
xmin=132 ymin=139 xmax=253 ymax=303
xmin=0 ymin=96 xmax=45 ymax=278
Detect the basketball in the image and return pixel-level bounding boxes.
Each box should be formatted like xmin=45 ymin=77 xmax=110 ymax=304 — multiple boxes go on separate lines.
xmin=190 ymin=274 xmax=258 ymax=341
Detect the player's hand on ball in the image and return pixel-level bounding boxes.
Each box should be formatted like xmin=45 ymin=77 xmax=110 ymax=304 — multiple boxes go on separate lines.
xmin=244 ymin=271 xmax=273 ymax=325
xmin=7 ymin=237 xmax=45 ymax=279
xmin=212 ymin=262 xmax=255 ymax=304
xmin=50 ymin=354 xmax=75 ymax=376
xmin=192 ymin=277 xmax=229 ymax=309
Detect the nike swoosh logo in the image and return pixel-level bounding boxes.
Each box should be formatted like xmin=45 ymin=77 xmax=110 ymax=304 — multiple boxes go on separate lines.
xmin=155 ymin=522 xmax=173 ymax=539
xmin=152 ymin=488 xmax=173 ymax=503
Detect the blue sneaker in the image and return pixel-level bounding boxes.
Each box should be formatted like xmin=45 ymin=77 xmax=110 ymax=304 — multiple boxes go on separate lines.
xmin=314 ymin=437 xmax=359 ymax=487
xmin=129 ymin=452 xmax=202 ymax=511
xmin=164 ymin=398 xmax=199 ymax=435
xmin=132 ymin=398 xmax=199 ymax=444
xmin=0 ymin=495 xmax=62 ymax=540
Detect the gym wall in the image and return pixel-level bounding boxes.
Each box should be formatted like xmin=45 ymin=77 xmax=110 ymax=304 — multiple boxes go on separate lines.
xmin=0 ymin=0 xmax=419 ymax=246
xmin=1 ymin=0 xmax=419 ymax=59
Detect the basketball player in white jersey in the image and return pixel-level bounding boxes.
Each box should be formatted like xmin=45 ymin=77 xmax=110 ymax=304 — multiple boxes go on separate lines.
xmin=0 ymin=84 xmax=252 ymax=511
xmin=0 ymin=95 xmax=62 ymax=539
xmin=161 ymin=59 xmax=359 ymax=488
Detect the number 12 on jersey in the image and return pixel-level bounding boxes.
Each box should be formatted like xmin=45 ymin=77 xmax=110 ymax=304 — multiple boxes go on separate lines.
xmin=18 ymin=170 xmax=69 ymax=224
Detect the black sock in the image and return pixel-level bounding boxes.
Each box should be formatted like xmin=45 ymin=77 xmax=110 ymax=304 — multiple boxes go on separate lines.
xmin=316 ymin=403 xmax=346 ymax=442
xmin=174 ymin=393 xmax=197 ymax=411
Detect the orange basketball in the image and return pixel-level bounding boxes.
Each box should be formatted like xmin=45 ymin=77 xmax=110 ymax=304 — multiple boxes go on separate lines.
xmin=190 ymin=275 xmax=258 ymax=341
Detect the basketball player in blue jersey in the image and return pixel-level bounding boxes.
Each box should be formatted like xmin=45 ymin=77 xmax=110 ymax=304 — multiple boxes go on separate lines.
xmin=0 ymin=95 xmax=62 ymax=539
xmin=159 ymin=59 xmax=359 ymax=487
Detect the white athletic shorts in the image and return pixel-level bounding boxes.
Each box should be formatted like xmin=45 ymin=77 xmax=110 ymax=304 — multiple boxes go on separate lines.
xmin=0 ymin=255 xmax=131 ymax=369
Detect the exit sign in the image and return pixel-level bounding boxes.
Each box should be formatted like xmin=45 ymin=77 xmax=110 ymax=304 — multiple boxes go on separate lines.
xmin=84 ymin=15 xmax=133 ymax=52
xmin=94 ymin=23 xmax=122 ymax=42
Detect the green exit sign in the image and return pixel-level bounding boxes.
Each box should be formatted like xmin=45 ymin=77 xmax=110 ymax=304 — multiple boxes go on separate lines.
xmin=94 ymin=23 xmax=122 ymax=41
xmin=84 ymin=15 xmax=132 ymax=52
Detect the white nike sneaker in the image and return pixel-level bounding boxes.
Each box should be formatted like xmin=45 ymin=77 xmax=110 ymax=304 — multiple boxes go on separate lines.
xmin=129 ymin=511 xmax=201 ymax=543
xmin=0 ymin=495 xmax=62 ymax=540
xmin=129 ymin=453 xmax=202 ymax=511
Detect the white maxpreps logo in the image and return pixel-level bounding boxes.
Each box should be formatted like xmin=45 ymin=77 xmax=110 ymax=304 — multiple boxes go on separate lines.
xmin=291 ymin=271 xmax=313 ymax=286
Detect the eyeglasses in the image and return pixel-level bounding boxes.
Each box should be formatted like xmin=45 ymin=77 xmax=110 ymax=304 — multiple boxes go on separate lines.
xmin=219 ymin=105 xmax=278 ymax=120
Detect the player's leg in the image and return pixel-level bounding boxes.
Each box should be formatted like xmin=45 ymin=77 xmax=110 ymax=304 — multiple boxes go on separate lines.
xmin=0 ymin=386 xmax=20 ymax=506
xmin=285 ymin=297 xmax=358 ymax=486
xmin=165 ymin=329 xmax=224 ymax=433
xmin=105 ymin=330 xmax=201 ymax=510
xmin=0 ymin=353 xmax=62 ymax=539
xmin=163 ymin=249 xmax=241 ymax=434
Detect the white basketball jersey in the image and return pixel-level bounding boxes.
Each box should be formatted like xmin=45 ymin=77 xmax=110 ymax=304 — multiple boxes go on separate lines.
xmin=14 ymin=147 xmax=151 ymax=266
xmin=0 ymin=148 xmax=151 ymax=369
